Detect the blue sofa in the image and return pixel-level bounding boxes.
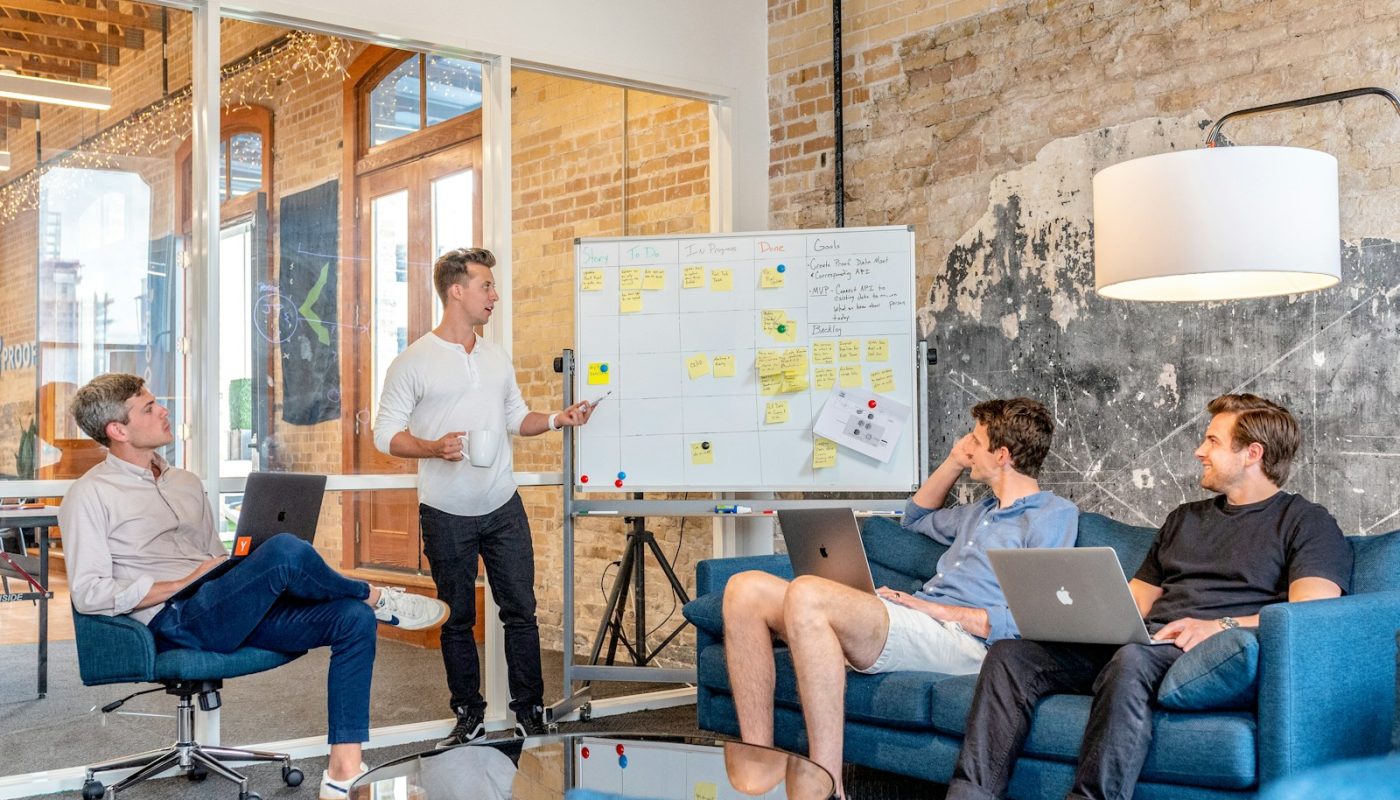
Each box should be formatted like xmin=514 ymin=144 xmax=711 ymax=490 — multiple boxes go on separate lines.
xmin=684 ymin=512 xmax=1400 ymax=799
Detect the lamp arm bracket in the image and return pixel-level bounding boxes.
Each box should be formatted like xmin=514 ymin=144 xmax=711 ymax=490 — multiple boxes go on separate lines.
xmin=1204 ymin=86 xmax=1400 ymax=147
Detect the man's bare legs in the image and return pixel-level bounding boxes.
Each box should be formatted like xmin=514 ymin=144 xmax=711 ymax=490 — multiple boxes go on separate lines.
xmin=722 ymin=571 xmax=793 ymax=747
xmin=783 ymin=576 xmax=890 ymax=798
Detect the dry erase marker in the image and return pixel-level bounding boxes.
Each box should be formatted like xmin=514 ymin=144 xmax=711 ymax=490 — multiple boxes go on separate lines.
xmin=589 ymin=391 xmax=612 ymax=409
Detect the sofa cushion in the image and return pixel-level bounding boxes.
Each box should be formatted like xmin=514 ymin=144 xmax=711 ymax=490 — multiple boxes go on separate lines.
xmin=1157 ymin=628 xmax=1259 ymax=711
xmin=682 ymin=591 xmax=725 ymax=640
xmin=861 ymin=515 xmax=946 ymax=593
xmin=1075 ymin=512 xmax=1157 ymax=576
xmin=1394 ymin=630 xmax=1399 ymax=752
xmin=1349 ymin=529 xmax=1400 ymax=595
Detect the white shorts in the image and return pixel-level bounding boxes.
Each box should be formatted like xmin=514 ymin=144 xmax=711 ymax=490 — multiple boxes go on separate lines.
xmin=854 ymin=598 xmax=988 ymax=676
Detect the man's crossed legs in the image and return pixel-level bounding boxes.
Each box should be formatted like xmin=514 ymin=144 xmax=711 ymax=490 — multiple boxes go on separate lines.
xmin=723 ymin=572 xmax=986 ymax=796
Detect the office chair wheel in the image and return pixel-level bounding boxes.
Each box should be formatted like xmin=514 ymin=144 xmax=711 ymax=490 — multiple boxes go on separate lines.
xmin=282 ymin=766 xmax=304 ymax=787
xmin=80 ymin=779 xmax=104 ymax=800
xmin=187 ymin=765 xmax=209 ymax=782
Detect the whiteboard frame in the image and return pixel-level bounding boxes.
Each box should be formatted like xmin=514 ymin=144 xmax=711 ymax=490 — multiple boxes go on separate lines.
xmin=572 ymin=226 xmax=923 ymax=492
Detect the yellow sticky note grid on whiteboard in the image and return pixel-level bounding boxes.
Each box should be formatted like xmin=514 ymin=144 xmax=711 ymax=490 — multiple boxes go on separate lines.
xmin=814 ymin=366 xmax=836 ymax=389
xmin=710 ymin=268 xmax=733 ymax=291
xmin=619 ymin=290 xmax=643 ymax=314
xmin=813 ymin=437 xmax=837 ymax=469
xmin=839 ymin=339 xmax=861 ymax=362
xmin=643 ymin=268 xmax=666 ymax=291
xmin=690 ymin=442 xmax=714 ymax=465
xmin=581 ymin=269 xmax=604 ymax=292
xmin=813 ymin=341 xmax=836 ymax=364
xmin=759 ymin=374 xmax=783 ymax=395
xmin=686 ymin=353 xmax=710 ymax=379
xmin=870 ymin=368 xmax=896 ymax=393
xmin=765 ymin=400 xmax=789 ymax=424
xmin=587 ymin=363 xmax=611 ymax=385
xmin=839 ymin=364 xmax=862 ymax=387
xmin=682 ymin=266 xmax=705 ymax=289
xmin=712 ymin=354 xmax=736 ymax=378
xmin=866 ymin=338 xmax=889 ymax=361
xmin=619 ymin=268 xmax=643 ymax=290
xmin=759 ymin=268 xmax=784 ymax=289
xmin=755 ymin=349 xmax=782 ymax=377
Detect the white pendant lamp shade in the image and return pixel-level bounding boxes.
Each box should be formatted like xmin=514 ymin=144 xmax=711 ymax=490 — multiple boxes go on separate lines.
xmin=1093 ymin=146 xmax=1341 ymax=301
xmin=0 ymin=71 xmax=113 ymax=111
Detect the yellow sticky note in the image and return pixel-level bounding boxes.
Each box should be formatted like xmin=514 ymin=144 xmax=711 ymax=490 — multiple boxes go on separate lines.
xmin=686 ymin=353 xmax=709 ymax=379
xmin=871 ymin=368 xmax=896 ymax=393
xmin=619 ymin=290 xmax=643 ymax=313
xmin=814 ymin=366 xmax=836 ymax=389
xmin=694 ymin=781 xmax=718 ymax=800
xmin=759 ymin=267 xmax=784 ymax=288
xmin=690 ymin=442 xmax=714 ymax=465
xmin=760 ymin=309 xmax=785 ymax=336
xmin=756 ymin=349 xmax=782 ymax=377
xmin=813 ymin=437 xmax=837 ymax=469
xmin=866 ymin=338 xmax=889 ymax=361
xmin=781 ymin=370 xmax=809 ymax=393
xmin=581 ymin=269 xmax=604 ymax=292
xmin=712 ymin=354 xmax=736 ymax=378
xmin=781 ymin=346 xmax=808 ymax=373
xmin=710 ymin=268 xmax=733 ymax=291
xmin=813 ymin=341 xmax=836 ymax=364
xmin=682 ymin=266 xmax=705 ymax=289
xmin=839 ymin=339 xmax=861 ymax=362
xmin=620 ymin=268 xmax=643 ymax=290
xmin=759 ymin=374 xmax=783 ymax=395
xmin=765 ymin=400 xmax=790 ymax=424
xmin=774 ymin=316 xmax=798 ymax=342
xmin=840 ymin=364 xmax=862 ymax=387
xmin=643 ymin=268 xmax=666 ymax=291
xmin=587 ymin=362 xmax=611 ymax=385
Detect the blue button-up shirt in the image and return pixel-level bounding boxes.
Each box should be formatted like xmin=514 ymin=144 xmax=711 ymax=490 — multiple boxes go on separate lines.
xmin=904 ymin=491 xmax=1078 ymax=643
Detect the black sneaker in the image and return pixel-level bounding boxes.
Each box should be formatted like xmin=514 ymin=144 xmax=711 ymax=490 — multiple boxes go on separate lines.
xmin=435 ymin=707 xmax=485 ymax=749
xmin=514 ymin=705 xmax=549 ymax=737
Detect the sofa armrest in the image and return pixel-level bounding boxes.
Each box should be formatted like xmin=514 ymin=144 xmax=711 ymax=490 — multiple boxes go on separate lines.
xmin=695 ymin=554 xmax=793 ymax=597
xmin=1257 ymin=589 xmax=1400 ymax=782
xmin=71 ymin=608 xmax=157 ymax=686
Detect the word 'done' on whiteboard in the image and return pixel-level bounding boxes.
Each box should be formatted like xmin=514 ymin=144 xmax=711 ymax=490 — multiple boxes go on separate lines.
xmin=574 ymin=226 xmax=919 ymax=492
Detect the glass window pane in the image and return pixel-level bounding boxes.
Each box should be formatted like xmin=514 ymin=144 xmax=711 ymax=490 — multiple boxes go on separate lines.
xmin=372 ymin=190 xmax=410 ymax=418
xmin=425 ymin=56 xmax=482 ymax=127
xmin=370 ymin=56 xmax=422 ymax=147
xmin=430 ymin=169 xmax=474 ymax=325
xmin=218 ymin=140 xmax=229 ymax=201
xmin=219 ymin=222 xmax=254 ymax=478
xmin=228 ymin=133 xmax=263 ymax=197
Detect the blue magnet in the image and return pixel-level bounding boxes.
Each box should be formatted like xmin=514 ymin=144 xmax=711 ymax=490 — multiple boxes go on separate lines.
xmin=617 ymin=471 xmax=627 ymax=480
xmin=776 ymin=264 xmax=786 ymax=273
xmin=618 ymin=755 xmax=628 ymax=769
xmin=600 ymin=364 xmax=609 ymax=373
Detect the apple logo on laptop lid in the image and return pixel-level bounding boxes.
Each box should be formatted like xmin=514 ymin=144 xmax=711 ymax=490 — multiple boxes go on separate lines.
xmin=1056 ymin=587 xmax=1073 ymax=605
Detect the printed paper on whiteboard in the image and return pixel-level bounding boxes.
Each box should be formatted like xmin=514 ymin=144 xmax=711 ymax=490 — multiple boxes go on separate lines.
xmin=812 ymin=386 xmax=910 ymax=464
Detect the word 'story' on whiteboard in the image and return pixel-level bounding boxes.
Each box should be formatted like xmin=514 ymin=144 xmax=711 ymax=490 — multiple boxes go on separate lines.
xmin=574 ymin=226 xmax=919 ymax=491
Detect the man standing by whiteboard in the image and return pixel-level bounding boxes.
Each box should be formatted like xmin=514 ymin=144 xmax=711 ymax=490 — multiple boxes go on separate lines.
xmin=374 ymin=247 xmax=593 ymax=744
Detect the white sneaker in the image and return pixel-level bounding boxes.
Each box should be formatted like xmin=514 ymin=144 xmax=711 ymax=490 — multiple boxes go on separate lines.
xmin=373 ymin=586 xmax=448 ymax=631
xmin=319 ymin=762 xmax=368 ymax=800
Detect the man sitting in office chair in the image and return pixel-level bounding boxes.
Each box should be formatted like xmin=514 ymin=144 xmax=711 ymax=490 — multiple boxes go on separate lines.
xmin=59 ymin=373 xmax=450 ymax=800
xmin=723 ymin=397 xmax=1079 ymax=798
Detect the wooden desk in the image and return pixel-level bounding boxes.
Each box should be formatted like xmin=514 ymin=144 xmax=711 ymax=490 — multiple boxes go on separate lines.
xmin=0 ymin=506 xmax=58 ymax=698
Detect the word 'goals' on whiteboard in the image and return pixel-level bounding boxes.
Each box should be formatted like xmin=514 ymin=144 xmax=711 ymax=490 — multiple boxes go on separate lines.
xmin=574 ymin=226 xmax=919 ymax=492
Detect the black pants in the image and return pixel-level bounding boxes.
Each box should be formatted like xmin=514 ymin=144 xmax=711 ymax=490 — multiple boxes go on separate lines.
xmin=946 ymin=638 xmax=1184 ymax=800
xmin=420 ymin=493 xmax=543 ymax=716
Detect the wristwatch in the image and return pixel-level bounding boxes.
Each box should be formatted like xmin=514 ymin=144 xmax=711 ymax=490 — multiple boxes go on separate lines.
xmin=1218 ymin=616 xmax=1240 ymax=630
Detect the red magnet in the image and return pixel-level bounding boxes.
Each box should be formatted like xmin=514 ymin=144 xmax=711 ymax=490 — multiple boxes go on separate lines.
xmin=581 ymin=475 xmax=589 ymax=483
xmin=581 ymin=747 xmax=590 ymax=758
xmin=615 ymin=479 xmax=624 ymax=488
xmin=616 ymin=744 xmax=626 ymax=755
xmin=868 ymin=399 xmax=877 ymax=408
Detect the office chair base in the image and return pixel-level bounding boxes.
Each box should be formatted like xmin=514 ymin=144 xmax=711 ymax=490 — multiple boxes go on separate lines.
xmin=81 ymin=687 xmax=297 ymax=799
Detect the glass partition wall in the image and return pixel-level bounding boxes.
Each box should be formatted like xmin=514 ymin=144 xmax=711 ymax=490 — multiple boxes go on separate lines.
xmin=0 ymin=0 xmax=720 ymax=781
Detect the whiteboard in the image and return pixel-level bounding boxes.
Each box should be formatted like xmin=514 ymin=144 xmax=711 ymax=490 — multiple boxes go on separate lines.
xmin=573 ymin=226 xmax=919 ymax=491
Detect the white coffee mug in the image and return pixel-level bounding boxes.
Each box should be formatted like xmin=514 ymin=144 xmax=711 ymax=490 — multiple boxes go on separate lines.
xmin=465 ymin=430 xmax=499 ymax=467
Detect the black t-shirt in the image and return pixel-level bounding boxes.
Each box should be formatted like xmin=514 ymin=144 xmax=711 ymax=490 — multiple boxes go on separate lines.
xmin=1133 ymin=491 xmax=1353 ymax=629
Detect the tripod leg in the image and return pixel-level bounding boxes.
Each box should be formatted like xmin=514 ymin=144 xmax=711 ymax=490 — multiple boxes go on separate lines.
xmin=585 ymin=533 xmax=637 ymax=667
xmin=645 ymin=536 xmax=693 ymax=605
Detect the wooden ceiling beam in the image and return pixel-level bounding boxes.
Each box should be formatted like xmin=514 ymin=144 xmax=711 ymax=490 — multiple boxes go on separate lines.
xmin=0 ymin=33 xmax=120 ymax=65
xmin=0 ymin=0 xmax=162 ymax=33
xmin=0 ymin=10 xmax=145 ymax=49
xmin=0 ymin=52 xmax=88 ymax=79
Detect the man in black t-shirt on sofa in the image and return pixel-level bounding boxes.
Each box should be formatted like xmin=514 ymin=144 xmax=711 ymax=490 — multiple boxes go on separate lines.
xmin=945 ymin=393 xmax=1354 ymax=800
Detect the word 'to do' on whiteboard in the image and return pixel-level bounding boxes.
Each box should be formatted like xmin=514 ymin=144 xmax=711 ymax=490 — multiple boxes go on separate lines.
xmin=574 ymin=226 xmax=919 ymax=492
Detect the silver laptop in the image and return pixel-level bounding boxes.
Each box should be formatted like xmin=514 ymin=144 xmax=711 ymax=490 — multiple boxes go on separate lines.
xmin=777 ymin=508 xmax=877 ymax=594
xmin=988 ymin=547 xmax=1172 ymax=646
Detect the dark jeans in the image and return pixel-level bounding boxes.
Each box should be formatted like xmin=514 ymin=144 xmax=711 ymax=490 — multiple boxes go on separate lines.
xmin=946 ymin=638 xmax=1184 ymax=800
xmin=420 ymin=493 xmax=542 ymax=716
xmin=147 ymin=533 xmax=376 ymax=744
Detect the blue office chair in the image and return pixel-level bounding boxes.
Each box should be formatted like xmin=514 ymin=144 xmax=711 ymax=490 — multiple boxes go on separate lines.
xmin=72 ymin=609 xmax=307 ymax=800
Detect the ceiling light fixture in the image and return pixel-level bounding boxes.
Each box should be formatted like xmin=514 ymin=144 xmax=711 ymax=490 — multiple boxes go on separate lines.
xmin=0 ymin=70 xmax=113 ymax=111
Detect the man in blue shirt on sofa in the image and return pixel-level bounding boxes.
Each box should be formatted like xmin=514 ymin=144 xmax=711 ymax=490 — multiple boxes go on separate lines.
xmin=723 ymin=397 xmax=1078 ymax=797
xmin=945 ymin=393 xmax=1353 ymax=800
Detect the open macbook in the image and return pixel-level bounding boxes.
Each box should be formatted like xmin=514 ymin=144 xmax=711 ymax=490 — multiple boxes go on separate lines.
xmin=776 ymin=508 xmax=877 ymax=595
xmin=988 ymin=547 xmax=1172 ymax=646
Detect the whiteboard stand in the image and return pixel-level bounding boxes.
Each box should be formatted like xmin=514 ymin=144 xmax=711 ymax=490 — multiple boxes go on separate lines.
xmin=549 ymin=337 xmax=931 ymax=724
